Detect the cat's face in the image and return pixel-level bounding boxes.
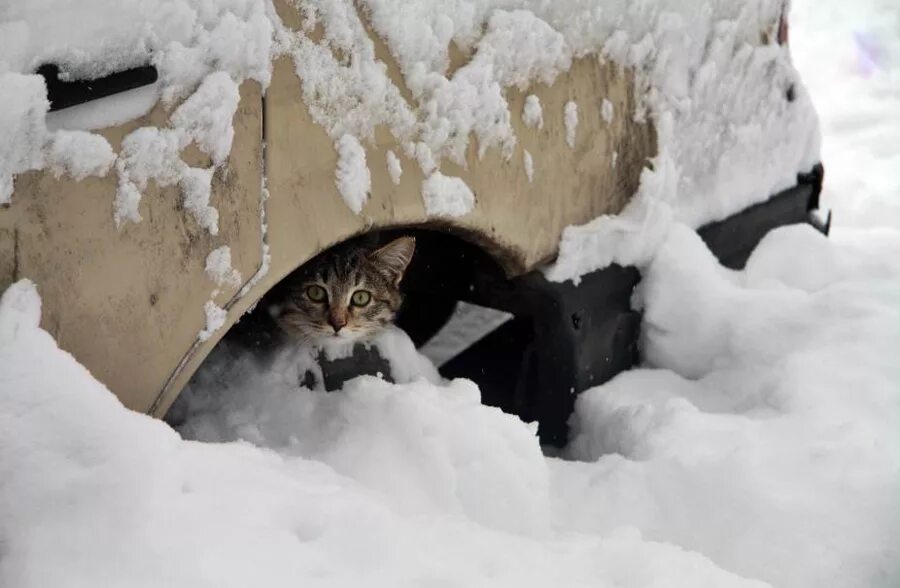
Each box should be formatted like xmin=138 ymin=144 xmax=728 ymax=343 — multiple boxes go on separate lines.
xmin=276 ymin=237 xmax=415 ymax=346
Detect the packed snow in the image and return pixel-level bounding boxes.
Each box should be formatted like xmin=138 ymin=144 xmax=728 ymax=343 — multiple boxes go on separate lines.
xmin=421 ymin=171 xmax=475 ymax=217
xmin=386 ymin=149 xmax=402 ymax=186
xmin=2 ymin=0 xmax=900 ymax=587
xmin=600 ymin=98 xmax=614 ymax=124
xmin=523 ymin=149 xmax=534 ymax=183
xmin=205 ymin=246 xmax=242 ymax=289
xmin=563 ymin=100 xmax=578 ymax=149
xmin=334 ymin=134 xmax=372 ymax=214
xmin=198 ymin=300 xmax=227 ymax=342
xmin=522 ymin=94 xmax=543 ymax=129
xmin=3 ymin=219 xmax=899 ymax=587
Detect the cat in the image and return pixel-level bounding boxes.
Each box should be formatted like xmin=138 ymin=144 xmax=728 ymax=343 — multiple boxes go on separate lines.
xmin=275 ymin=236 xmax=416 ymax=348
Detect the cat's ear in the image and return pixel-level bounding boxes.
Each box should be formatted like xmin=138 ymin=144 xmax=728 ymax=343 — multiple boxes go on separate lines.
xmin=370 ymin=236 xmax=415 ymax=285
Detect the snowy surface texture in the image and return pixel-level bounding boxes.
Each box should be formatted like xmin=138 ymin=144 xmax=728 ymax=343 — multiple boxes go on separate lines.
xmin=334 ymin=134 xmax=372 ymax=214
xmin=792 ymin=0 xmax=900 ymax=229
xmin=3 ymin=219 xmax=900 ymax=587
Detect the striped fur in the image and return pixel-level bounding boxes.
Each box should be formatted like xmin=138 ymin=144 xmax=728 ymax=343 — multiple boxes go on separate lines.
xmin=277 ymin=237 xmax=415 ymax=346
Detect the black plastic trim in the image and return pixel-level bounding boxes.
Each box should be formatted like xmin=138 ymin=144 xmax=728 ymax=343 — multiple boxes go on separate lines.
xmin=37 ymin=63 xmax=158 ymax=112
xmin=698 ymin=164 xmax=826 ymax=269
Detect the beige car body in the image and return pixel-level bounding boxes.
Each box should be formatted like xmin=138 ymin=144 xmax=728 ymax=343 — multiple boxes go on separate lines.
xmin=2 ymin=1 xmax=668 ymax=416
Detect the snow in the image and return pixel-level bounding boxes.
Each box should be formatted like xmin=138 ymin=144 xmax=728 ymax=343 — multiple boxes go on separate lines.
xmin=2 ymin=1 xmax=900 ymax=587
xmin=601 ymin=98 xmax=614 ymax=124
xmin=563 ymin=100 xmax=578 ymax=149
xmin=170 ymin=72 xmax=241 ymax=167
xmin=522 ymin=94 xmax=543 ymax=129
xmin=566 ymin=224 xmax=900 ymax=587
xmin=523 ymin=149 xmax=534 ymax=183
xmin=3 ymin=0 xmax=821 ymax=255
xmin=421 ymin=171 xmax=475 ymax=217
xmin=1 ymin=0 xmax=272 ymax=211
xmin=334 ymin=134 xmax=372 ymax=214
xmin=791 ymin=0 xmax=900 ymax=229
xmin=386 ymin=149 xmax=402 ymax=185
xmin=0 ymin=73 xmax=46 ymax=204
xmin=46 ymin=130 xmax=116 ymax=181
xmin=198 ymin=300 xmax=226 ymax=342
xmin=4 ymin=218 xmax=900 ymax=586
xmin=45 ymin=83 xmax=161 ymax=132
xmin=114 ymin=127 xmax=184 ymax=226
xmin=205 ymin=246 xmax=242 ymax=289
xmin=179 ymin=165 xmax=219 ymax=235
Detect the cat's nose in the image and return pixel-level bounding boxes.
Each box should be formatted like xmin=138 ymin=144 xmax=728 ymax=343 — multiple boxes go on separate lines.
xmin=328 ymin=313 xmax=347 ymax=333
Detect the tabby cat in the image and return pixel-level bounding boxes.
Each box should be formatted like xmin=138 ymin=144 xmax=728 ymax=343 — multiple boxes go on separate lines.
xmin=276 ymin=236 xmax=415 ymax=346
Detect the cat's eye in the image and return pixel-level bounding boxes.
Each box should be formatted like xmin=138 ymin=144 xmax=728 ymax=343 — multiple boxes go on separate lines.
xmin=305 ymin=285 xmax=327 ymax=303
xmin=351 ymin=290 xmax=371 ymax=307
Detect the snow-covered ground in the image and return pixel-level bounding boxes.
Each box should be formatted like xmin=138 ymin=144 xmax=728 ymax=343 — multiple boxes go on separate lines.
xmin=2 ymin=1 xmax=900 ymax=587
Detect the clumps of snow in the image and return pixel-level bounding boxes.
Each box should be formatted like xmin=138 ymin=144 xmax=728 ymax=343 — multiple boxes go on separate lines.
xmin=523 ymin=149 xmax=534 ymax=183
xmin=2 ymin=0 xmax=271 ymax=226
xmin=0 ymin=73 xmax=47 ymax=204
xmin=170 ymin=72 xmax=241 ymax=167
xmin=523 ymin=94 xmax=544 ymax=129
xmin=113 ymin=72 xmax=240 ymax=229
xmin=421 ymin=171 xmax=475 ymax=217
xmin=600 ymin=98 xmax=614 ymax=124
xmin=478 ymin=10 xmax=571 ymax=90
xmin=284 ymin=4 xmax=417 ymax=144
xmin=113 ymin=127 xmax=183 ymax=225
xmin=205 ymin=246 xmax=242 ymax=289
xmin=179 ymin=166 xmax=219 ymax=234
xmin=198 ymin=301 xmax=226 ymax=342
xmin=5 ymin=221 xmax=900 ymax=586
xmin=334 ymin=134 xmax=371 ymax=214
xmin=564 ymin=100 xmax=578 ymax=148
xmin=413 ymin=9 xmax=572 ymax=166
xmin=386 ymin=149 xmax=402 ymax=185
xmin=0 ymin=280 xmax=41 ymax=346
xmin=564 ymin=224 xmax=900 ymax=587
xmin=46 ymin=130 xmax=115 ymax=181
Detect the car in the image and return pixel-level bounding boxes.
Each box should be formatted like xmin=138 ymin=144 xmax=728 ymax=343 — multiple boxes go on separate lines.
xmin=0 ymin=0 xmax=825 ymax=445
